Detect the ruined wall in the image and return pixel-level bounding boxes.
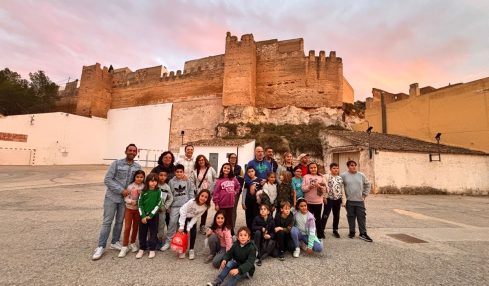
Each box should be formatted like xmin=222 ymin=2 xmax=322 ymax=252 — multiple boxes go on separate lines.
xmin=75 ymin=63 xmax=112 ymax=118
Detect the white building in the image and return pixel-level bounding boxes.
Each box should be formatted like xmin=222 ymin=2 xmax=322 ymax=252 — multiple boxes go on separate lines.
xmin=321 ymin=130 xmax=489 ymax=195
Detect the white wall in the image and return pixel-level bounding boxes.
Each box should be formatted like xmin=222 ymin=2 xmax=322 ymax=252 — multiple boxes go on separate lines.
xmin=374 ymin=151 xmax=489 ymax=194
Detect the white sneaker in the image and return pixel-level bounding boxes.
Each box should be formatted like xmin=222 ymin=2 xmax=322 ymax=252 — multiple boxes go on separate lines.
xmin=136 ymin=250 xmax=144 ymax=259
xmin=293 ymin=247 xmax=300 ymax=258
xmin=161 ymin=241 xmax=170 ymax=251
xmin=110 ymin=241 xmax=122 ymax=250
xmin=179 ymin=251 xmax=185 ymax=259
xmin=129 ymin=243 xmax=138 ymax=253
xmin=118 ymin=247 xmax=128 ymax=258
xmin=92 ymin=247 xmax=104 ymax=260
xmin=148 ymin=251 xmax=156 ymax=259
xmin=189 ymin=249 xmax=195 ymax=260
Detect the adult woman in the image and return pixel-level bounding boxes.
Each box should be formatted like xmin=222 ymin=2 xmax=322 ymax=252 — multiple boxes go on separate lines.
xmin=151 ymin=151 xmax=176 ymax=181
xmin=191 ymin=155 xmax=217 ymax=234
xmin=276 ymin=151 xmax=294 ymax=184
xmin=228 ymin=153 xmax=244 ymax=235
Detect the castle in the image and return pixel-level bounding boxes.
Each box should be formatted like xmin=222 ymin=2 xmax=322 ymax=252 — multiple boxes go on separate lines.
xmin=56 ymin=32 xmax=354 ymax=151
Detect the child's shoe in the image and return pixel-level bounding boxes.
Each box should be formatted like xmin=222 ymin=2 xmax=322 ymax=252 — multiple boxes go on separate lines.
xmin=148 ymin=251 xmax=156 ymax=259
xmin=204 ymin=254 xmax=214 ymax=264
xmin=333 ymin=230 xmax=340 ymax=238
xmin=348 ymin=232 xmax=355 ymax=239
xmin=256 ymin=258 xmax=262 ymax=266
xmin=188 ymin=249 xmax=195 ymax=260
xmin=278 ymin=251 xmax=285 ymax=261
xmin=129 ymin=243 xmax=139 ymax=253
xmin=206 ymin=278 xmax=222 ymax=286
xmin=293 ymin=247 xmax=300 ymax=258
xmin=110 ymin=241 xmax=122 ymax=250
xmin=179 ymin=251 xmax=186 ymax=259
xmin=118 ymin=247 xmax=129 ymax=258
xmin=359 ymin=233 xmax=373 ymax=242
xmin=161 ymin=241 xmax=171 ymax=251
xmin=135 ymin=250 xmax=144 ymax=259
xmin=92 ymin=247 xmax=104 ymax=260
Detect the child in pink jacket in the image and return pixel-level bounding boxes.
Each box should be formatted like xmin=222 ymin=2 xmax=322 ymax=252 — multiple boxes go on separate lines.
xmin=213 ymin=163 xmax=241 ymax=236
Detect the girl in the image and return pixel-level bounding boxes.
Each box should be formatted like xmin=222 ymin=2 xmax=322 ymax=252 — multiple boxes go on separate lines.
xmin=291 ymin=198 xmax=323 ymax=257
xmin=292 ymin=166 xmax=304 ymax=200
xmin=241 ymin=166 xmax=261 ymax=231
xmin=177 ymin=189 xmax=211 ymax=259
xmin=213 ymin=163 xmax=241 ymax=235
xmin=205 ymin=210 xmax=233 ymax=268
xmin=119 ymin=170 xmax=145 ymax=258
xmin=276 ymin=152 xmax=294 ymax=184
xmin=207 ymin=227 xmax=256 ymax=286
xmin=301 ymin=162 xmax=327 ymax=239
xmin=275 ymin=171 xmax=295 ymax=210
xmin=256 ymin=172 xmax=277 ymax=213
xmin=252 ymin=203 xmax=275 ymax=266
xmin=136 ymin=173 xmax=161 ymax=259
xmin=191 ymin=155 xmax=217 ymax=234
xmin=274 ymin=201 xmax=296 ymax=261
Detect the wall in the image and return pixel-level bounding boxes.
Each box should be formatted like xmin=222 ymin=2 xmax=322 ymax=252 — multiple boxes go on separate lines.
xmin=360 ymin=77 xmax=489 ymax=152
xmin=75 ymin=63 xmax=113 ymax=118
xmin=374 ymin=151 xmax=489 ymax=194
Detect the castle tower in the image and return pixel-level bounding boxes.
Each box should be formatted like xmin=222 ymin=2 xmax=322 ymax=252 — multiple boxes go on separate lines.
xmin=75 ymin=63 xmax=113 ymax=118
xmin=222 ymin=32 xmax=257 ymax=106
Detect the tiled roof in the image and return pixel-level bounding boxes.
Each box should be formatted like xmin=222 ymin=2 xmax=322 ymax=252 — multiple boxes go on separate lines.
xmin=187 ymin=138 xmax=254 ymax=147
xmin=325 ymin=130 xmax=487 ymax=155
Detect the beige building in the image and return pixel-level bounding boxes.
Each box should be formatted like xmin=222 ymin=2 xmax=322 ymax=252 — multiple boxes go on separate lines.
xmin=355 ymin=76 xmax=489 ymax=152
xmin=320 ymin=130 xmax=489 ymax=195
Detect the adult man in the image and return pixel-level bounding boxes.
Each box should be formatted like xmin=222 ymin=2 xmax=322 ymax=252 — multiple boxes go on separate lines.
xmin=92 ymin=144 xmax=142 ymax=260
xmin=245 ymin=146 xmax=272 ymax=184
xmin=177 ymin=144 xmax=195 ymax=179
xmin=340 ymin=160 xmax=372 ymax=242
xmin=295 ymin=153 xmax=310 ymax=176
xmin=264 ymin=147 xmax=278 ymax=173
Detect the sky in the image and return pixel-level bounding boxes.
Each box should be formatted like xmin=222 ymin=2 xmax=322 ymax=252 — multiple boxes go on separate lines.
xmin=1 ymin=0 xmax=488 ymax=100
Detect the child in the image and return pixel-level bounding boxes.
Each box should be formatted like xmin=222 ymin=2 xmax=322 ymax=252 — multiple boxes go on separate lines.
xmin=178 ymin=189 xmax=211 ymax=259
xmin=256 ymin=172 xmax=277 ymax=213
xmin=135 ymin=173 xmax=161 ymax=259
xmin=291 ymin=198 xmax=323 ymax=257
xmin=292 ymin=166 xmax=304 ymax=199
xmin=274 ymin=201 xmax=296 ymax=260
xmin=242 ymin=166 xmax=262 ymax=231
xmin=251 ymin=203 xmax=275 ymax=266
xmin=275 ymin=171 xmax=295 ymax=210
xmin=161 ymin=164 xmax=195 ymax=251
xmin=191 ymin=155 xmax=217 ymax=234
xmin=207 ymin=226 xmax=256 ymax=286
xmin=157 ymin=170 xmax=173 ymax=248
xmin=323 ymin=163 xmax=346 ymax=238
xmin=302 ymin=162 xmax=327 ymax=239
xmin=213 ymin=163 xmax=241 ymax=235
xmin=205 ymin=210 xmax=233 ymax=268
xmin=119 ymin=170 xmax=145 ymax=258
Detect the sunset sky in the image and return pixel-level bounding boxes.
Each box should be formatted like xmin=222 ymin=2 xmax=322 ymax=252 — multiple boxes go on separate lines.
xmin=1 ymin=0 xmax=488 ymax=100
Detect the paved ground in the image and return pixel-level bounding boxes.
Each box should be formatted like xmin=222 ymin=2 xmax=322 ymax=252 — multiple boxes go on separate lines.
xmin=1 ymin=165 xmax=489 ymax=285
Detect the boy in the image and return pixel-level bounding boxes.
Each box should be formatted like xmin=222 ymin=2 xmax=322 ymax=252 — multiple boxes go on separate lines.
xmin=251 ymin=203 xmax=275 ymax=266
xmin=322 ymin=163 xmax=346 ymax=238
xmin=207 ymin=227 xmax=256 ymax=286
xmin=157 ymin=170 xmax=173 ymax=248
xmin=241 ymin=166 xmax=262 ymax=231
xmin=274 ymin=201 xmax=295 ymax=260
xmin=161 ymin=164 xmax=195 ymax=251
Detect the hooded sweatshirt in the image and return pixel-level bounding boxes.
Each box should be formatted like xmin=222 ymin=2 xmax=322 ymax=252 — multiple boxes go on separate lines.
xmin=252 ymin=215 xmax=276 ymax=239
xmin=294 ymin=211 xmax=320 ymax=249
xmin=178 ymin=198 xmax=208 ymax=232
xmin=223 ymin=239 xmax=257 ymax=276
xmin=168 ymin=176 xmax=194 ymax=208
xmin=212 ymin=227 xmax=233 ymax=251
xmin=213 ymin=177 xmax=241 ymax=208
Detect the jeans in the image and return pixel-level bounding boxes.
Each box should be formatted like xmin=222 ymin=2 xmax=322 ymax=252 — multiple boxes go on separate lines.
xmin=323 ymin=199 xmax=342 ymax=231
xmin=290 ymin=227 xmax=322 ymax=252
xmin=165 ymin=207 xmax=180 ymax=244
xmin=97 ymin=197 xmax=125 ymax=248
xmin=208 ymin=233 xmax=226 ymax=268
xmin=346 ymin=200 xmax=367 ymax=234
xmin=216 ymin=260 xmax=247 ymax=286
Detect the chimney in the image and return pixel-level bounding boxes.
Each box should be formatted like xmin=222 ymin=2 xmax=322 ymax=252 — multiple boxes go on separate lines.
xmin=409 ymin=83 xmax=420 ymax=97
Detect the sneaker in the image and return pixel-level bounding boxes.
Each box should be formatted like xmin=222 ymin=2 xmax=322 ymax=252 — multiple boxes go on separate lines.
xmin=359 ymin=233 xmax=373 ymax=242
xmin=160 ymin=241 xmax=170 ymax=251
xmin=129 ymin=243 xmax=139 ymax=253
xmin=110 ymin=241 xmax=122 ymax=250
xmin=179 ymin=251 xmax=186 ymax=259
xmin=333 ymin=230 xmax=340 ymax=238
xmin=256 ymin=259 xmax=262 ymax=266
xmin=278 ymin=251 xmax=285 ymax=261
xmin=348 ymin=232 xmax=355 ymax=239
xmin=92 ymin=247 xmax=104 ymax=260
xmin=135 ymin=250 xmax=144 ymax=259
xmin=148 ymin=251 xmax=156 ymax=259
xmin=293 ymin=247 xmax=300 ymax=258
xmin=200 ymin=225 xmax=207 ymax=235
xmin=189 ymin=249 xmax=195 ymax=260
xmin=204 ymin=254 xmax=214 ymax=264
xmin=206 ymin=279 xmax=222 ymax=286
xmin=118 ymin=247 xmax=129 ymax=258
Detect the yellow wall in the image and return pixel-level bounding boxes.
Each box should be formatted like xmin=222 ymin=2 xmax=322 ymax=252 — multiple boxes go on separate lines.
xmin=355 ymin=77 xmax=489 ymax=152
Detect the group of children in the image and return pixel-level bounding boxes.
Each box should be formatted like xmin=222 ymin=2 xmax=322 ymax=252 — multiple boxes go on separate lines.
xmin=110 ymin=159 xmax=370 ymax=286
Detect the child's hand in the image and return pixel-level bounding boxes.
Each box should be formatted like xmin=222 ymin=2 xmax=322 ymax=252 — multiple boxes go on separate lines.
xmin=178 ymin=228 xmax=184 ymax=233
xmin=264 ymin=234 xmax=271 ymax=240
xmin=274 ymin=227 xmax=283 ymax=232
xmin=122 ymin=189 xmax=129 ymax=197
xmin=229 ymin=269 xmax=239 ymax=276
xmin=306 ymin=248 xmax=313 ymax=255
xmin=262 ymin=227 xmax=266 ymax=233
xmin=206 ymin=228 xmax=213 ymax=236
xmin=131 ymin=200 xmax=137 ymax=206
xmin=242 ymin=204 xmax=247 ymax=210
xmin=220 ymin=260 xmax=227 ymax=270
xmin=158 ymin=208 xmax=163 ymax=213
xmin=215 ymin=205 xmax=220 ymax=211
xmin=141 ymin=217 xmax=147 ymax=224
xmin=342 ymin=203 xmax=346 ymax=208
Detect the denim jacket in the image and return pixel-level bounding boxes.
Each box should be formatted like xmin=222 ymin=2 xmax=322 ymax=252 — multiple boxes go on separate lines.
xmin=104 ymin=158 xmax=141 ymax=203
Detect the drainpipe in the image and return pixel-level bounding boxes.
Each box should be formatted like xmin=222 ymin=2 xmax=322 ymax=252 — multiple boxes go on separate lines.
xmin=381 ymin=92 xmax=387 ymax=133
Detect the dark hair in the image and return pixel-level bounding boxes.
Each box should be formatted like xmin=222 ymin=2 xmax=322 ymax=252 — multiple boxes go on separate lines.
xmin=210 ymin=210 xmax=228 ymax=231
xmin=266 ymin=171 xmax=276 ymax=184
xmin=195 ymin=189 xmax=211 ymax=208
xmin=330 ymin=163 xmax=339 ymax=168
xmin=237 ymin=226 xmax=251 ymax=238
xmin=143 ymin=173 xmax=159 ymax=191
xmin=218 ymin=163 xmax=235 ymax=179
xmin=125 ymin=143 xmax=137 ymax=151
xmin=246 ymin=166 xmax=256 ymax=172
xmin=131 ymin=170 xmax=146 ymax=183
xmin=306 ymin=162 xmax=320 ymax=175
xmin=296 ymin=198 xmax=308 ymax=209
xmin=157 ymin=151 xmax=175 ymax=166
xmin=346 ymin=160 xmax=357 ymax=167
xmin=279 ymin=171 xmax=292 ymax=184
xmin=280 ymin=201 xmax=291 ymax=209
xmin=228 ymin=153 xmax=237 ymax=160
xmin=259 ymin=203 xmax=270 ymax=211
xmin=293 ymin=165 xmax=302 ymax=172
xmin=194 ymin=155 xmax=210 ymax=170
xmin=265 ymin=146 xmax=273 ymax=151
xmin=175 ymin=163 xmax=185 ymax=171
xmin=184 ymin=144 xmax=194 ymax=152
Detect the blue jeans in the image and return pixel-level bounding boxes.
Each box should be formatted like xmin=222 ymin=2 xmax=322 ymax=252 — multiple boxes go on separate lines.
xmin=97 ymin=197 xmax=125 ymax=248
xmin=290 ymin=227 xmax=323 ymax=252
xmin=216 ymin=260 xmax=248 ymax=286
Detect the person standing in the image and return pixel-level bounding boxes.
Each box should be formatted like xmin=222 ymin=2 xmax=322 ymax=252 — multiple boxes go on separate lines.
xmin=276 ymin=152 xmax=294 ymax=184
xmin=295 ymin=153 xmax=310 ymax=176
xmin=228 ymin=153 xmax=244 ymax=234
xmin=323 ymin=163 xmax=346 ymax=238
xmin=151 ymin=151 xmax=176 ymax=182
xmin=264 ymin=147 xmax=278 ymax=173
xmin=340 ymin=160 xmax=373 ymax=242
xmin=177 ymin=144 xmax=195 ymax=179
xmin=191 ymin=155 xmax=217 ymax=234
xmin=92 ymin=144 xmax=142 ymax=260
xmin=245 ymin=146 xmax=272 ymax=184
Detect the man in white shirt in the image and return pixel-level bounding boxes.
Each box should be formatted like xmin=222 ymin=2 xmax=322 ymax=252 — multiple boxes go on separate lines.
xmin=177 ymin=144 xmax=195 ymax=179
